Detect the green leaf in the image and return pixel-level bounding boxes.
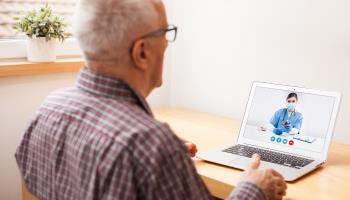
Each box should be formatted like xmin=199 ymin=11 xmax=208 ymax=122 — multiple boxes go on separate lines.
xmin=12 ymin=4 xmax=71 ymax=41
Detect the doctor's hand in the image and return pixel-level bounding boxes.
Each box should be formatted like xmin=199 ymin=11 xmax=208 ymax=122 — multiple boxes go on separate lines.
xmin=239 ymin=154 xmax=287 ymax=200
xmin=273 ymin=128 xmax=283 ymax=135
xmin=283 ymin=125 xmax=292 ymax=133
xmin=283 ymin=124 xmax=292 ymax=133
xmin=184 ymin=142 xmax=197 ymax=157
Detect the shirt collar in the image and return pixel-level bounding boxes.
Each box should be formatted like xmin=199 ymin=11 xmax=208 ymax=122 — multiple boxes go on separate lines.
xmin=76 ymin=67 xmax=154 ymax=117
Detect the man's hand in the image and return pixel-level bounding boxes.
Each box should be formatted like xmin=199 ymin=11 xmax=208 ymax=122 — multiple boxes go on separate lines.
xmin=239 ymin=154 xmax=287 ymax=200
xmin=184 ymin=142 xmax=197 ymax=157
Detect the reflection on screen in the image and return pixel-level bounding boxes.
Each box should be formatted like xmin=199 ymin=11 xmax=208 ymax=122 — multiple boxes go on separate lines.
xmin=243 ymin=87 xmax=335 ymax=153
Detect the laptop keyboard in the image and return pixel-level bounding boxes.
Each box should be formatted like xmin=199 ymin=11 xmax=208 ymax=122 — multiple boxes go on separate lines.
xmin=223 ymin=144 xmax=314 ymax=169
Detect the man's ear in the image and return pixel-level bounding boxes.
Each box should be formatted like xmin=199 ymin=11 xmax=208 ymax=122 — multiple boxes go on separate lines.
xmin=131 ymin=39 xmax=148 ymax=71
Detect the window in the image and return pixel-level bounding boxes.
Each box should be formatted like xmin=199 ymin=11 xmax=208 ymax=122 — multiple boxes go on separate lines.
xmin=0 ymin=0 xmax=81 ymax=59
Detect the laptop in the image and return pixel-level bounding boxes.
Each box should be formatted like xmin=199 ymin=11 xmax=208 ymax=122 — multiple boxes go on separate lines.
xmin=197 ymin=82 xmax=341 ymax=181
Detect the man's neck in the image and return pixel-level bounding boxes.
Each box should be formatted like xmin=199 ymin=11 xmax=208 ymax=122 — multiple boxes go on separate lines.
xmin=86 ymin=62 xmax=150 ymax=97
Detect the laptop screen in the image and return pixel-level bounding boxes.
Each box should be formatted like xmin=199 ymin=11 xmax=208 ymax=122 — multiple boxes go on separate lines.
xmin=243 ymin=86 xmax=336 ymax=153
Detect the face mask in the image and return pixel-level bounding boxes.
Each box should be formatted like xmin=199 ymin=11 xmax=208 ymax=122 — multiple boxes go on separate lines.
xmin=287 ymin=103 xmax=296 ymax=111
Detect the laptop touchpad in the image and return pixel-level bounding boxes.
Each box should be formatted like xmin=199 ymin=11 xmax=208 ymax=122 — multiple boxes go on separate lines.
xmin=229 ymin=157 xmax=252 ymax=169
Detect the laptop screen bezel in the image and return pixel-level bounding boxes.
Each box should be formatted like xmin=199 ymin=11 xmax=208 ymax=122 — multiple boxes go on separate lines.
xmin=236 ymin=82 xmax=341 ymax=161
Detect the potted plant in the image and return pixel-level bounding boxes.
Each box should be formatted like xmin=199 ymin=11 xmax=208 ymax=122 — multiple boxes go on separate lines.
xmin=13 ymin=4 xmax=71 ymax=62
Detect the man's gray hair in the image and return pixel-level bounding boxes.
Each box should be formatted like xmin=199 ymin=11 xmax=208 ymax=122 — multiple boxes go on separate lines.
xmin=74 ymin=0 xmax=159 ymax=63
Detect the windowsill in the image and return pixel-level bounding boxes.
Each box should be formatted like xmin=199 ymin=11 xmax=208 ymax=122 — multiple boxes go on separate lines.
xmin=0 ymin=57 xmax=85 ymax=77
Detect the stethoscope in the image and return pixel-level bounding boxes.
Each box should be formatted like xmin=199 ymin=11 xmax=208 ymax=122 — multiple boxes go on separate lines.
xmin=282 ymin=109 xmax=296 ymax=123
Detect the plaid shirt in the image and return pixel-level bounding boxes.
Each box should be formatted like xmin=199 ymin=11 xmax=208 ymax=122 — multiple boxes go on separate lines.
xmin=15 ymin=67 xmax=265 ymax=200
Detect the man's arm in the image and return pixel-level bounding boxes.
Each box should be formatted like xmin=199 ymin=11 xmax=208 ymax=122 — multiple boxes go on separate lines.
xmin=229 ymin=182 xmax=267 ymax=200
xmin=135 ymin=124 xmax=286 ymax=200
xmin=136 ymin=124 xmax=213 ymax=200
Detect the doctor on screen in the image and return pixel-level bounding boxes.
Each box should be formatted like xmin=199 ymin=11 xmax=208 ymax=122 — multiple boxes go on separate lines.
xmin=262 ymin=93 xmax=303 ymax=135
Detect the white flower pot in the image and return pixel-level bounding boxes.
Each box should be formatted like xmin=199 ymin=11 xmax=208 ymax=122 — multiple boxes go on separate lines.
xmin=26 ymin=37 xmax=58 ymax=62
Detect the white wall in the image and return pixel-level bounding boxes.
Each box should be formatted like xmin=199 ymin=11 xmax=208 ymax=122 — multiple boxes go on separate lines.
xmin=0 ymin=73 xmax=77 ymax=200
xmin=169 ymin=0 xmax=350 ymax=144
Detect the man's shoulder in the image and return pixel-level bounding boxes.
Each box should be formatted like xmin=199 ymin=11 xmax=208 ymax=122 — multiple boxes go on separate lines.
xmin=41 ymin=87 xmax=83 ymax=108
xmin=41 ymin=86 xmax=147 ymax=122
xmin=43 ymin=86 xmax=178 ymax=146
xmin=40 ymin=86 xmax=181 ymax=143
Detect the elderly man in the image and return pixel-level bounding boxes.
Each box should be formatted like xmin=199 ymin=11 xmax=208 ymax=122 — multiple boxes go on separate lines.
xmin=15 ymin=0 xmax=287 ymax=199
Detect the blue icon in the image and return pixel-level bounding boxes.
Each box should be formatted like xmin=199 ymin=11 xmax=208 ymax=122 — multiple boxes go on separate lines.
xmin=277 ymin=138 xmax=282 ymax=143
xmin=283 ymin=139 xmax=288 ymax=144
xmin=270 ymin=136 xmax=276 ymax=142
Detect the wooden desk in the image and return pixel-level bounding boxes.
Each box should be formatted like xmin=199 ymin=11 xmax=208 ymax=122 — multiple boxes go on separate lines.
xmin=23 ymin=107 xmax=350 ymax=200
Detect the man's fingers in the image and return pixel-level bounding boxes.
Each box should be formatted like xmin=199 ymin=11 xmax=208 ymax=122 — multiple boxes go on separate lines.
xmin=193 ymin=145 xmax=197 ymax=152
xmin=275 ymin=179 xmax=287 ymax=198
xmin=273 ymin=176 xmax=286 ymax=186
xmin=281 ymin=180 xmax=287 ymax=190
xmin=185 ymin=143 xmax=197 ymax=157
xmin=191 ymin=148 xmax=197 ymax=157
xmin=249 ymin=154 xmax=261 ymax=169
xmin=270 ymin=169 xmax=285 ymax=179
xmin=279 ymin=189 xmax=287 ymax=196
xmin=274 ymin=194 xmax=284 ymax=200
xmin=276 ymin=184 xmax=287 ymax=195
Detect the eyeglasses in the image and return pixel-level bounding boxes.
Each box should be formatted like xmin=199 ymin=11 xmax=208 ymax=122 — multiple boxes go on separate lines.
xmin=129 ymin=24 xmax=178 ymax=53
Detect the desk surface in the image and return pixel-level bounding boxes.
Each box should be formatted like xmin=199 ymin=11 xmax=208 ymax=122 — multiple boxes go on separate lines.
xmin=153 ymin=108 xmax=350 ymax=200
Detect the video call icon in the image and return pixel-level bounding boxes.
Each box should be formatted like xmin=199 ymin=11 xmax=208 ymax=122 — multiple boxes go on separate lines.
xmin=270 ymin=136 xmax=294 ymax=146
